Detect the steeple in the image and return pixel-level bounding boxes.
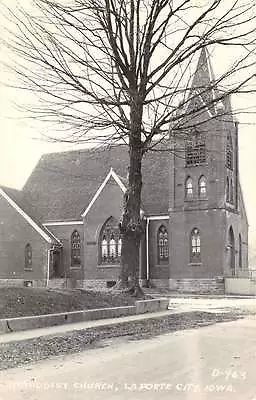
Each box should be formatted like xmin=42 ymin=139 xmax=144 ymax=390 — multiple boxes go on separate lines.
xmin=187 ymin=47 xmax=217 ymax=116
xmin=191 ymin=47 xmax=215 ymax=92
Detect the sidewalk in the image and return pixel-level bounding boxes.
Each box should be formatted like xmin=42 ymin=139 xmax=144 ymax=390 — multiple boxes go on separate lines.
xmin=1 ymin=296 xmax=255 ymax=345
xmin=0 ymin=309 xmax=176 ymax=344
xmin=146 ymin=290 xmax=256 ymax=299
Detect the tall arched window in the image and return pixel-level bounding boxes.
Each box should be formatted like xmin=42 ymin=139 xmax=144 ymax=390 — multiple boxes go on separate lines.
xmin=190 ymin=228 xmax=201 ymax=263
xmin=226 ymin=177 xmax=230 ymax=202
xmin=230 ymin=178 xmax=234 ymax=204
xmin=71 ymin=230 xmax=81 ymax=266
xmin=227 ymin=226 xmax=235 ymax=275
xmin=157 ymin=225 xmax=169 ymax=263
xmin=99 ymin=217 xmax=121 ymax=264
xmin=185 ymin=177 xmax=193 ymax=199
xmin=198 ymin=175 xmax=207 ymax=197
xmin=118 ymin=238 xmax=122 ymax=257
xmin=226 ymin=134 xmax=233 ymax=170
xmin=239 ymin=234 xmax=242 ymax=269
xmin=24 ymin=243 xmax=32 ymax=270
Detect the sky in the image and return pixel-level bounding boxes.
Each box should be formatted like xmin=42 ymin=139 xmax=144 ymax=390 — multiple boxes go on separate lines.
xmin=0 ymin=0 xmax=256 ymax=257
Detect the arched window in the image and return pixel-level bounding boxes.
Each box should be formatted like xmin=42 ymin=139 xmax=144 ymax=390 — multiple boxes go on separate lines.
xmin=227 ymin=226 xmax=235 ymax=275
xmin=226 ymin=177 xmax=230 ymax=202
xmin=198 ymin=176 xmax=207 ymax=197
xmin=71 ymin=230 xmax=81 ymax=266
xmin=190 ymin=228 xmax=201 ymax=263
xmin=24 ymin=243 xmax=32 ymax=270
xmin=157 ymin=225 xmax=169 ymax=263
xmin=185 ymin=131 xmax=206 ymax=166
xmin=109 ymin=235 xmax=116 ymax=259
xmin=230 ymin=178 xmax=234 ymax=204
xmin=226 ymin=134 xmax=233 ymax=170
xmin=185 ymin=177 xmax=193 ymax=198
xmin=239 ymin=234 xmax=242 ymax=269
xmin=99 ymin=217 xmax=121 ymax=264
xmin=118 ymin=238 xmax=122 ymax=257
xmin=101 ymin=236 xmax=108 ymax=260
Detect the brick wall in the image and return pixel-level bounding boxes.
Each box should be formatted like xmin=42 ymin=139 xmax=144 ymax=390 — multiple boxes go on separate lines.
xmin=169 ymin=116 xmax=226 ymax=213
xmin=83 ymin=178 xmax=124 ymax=284
xmin=45 ymin=224 xmax=84 ymax=280
xmin=167 ymin=111 xmax=248 ymax=294
xmin=148 ymin=219 xmax=169 ymax=281
xmin=224 ymin=209 xmax=249 ymax=277
xmin=0 ymin=194 xmax=49 ymax=281
xmin=169 ymin=209 xmax=226 ymax=279
xmin=46 ymin=178 xmax=148 ymax=288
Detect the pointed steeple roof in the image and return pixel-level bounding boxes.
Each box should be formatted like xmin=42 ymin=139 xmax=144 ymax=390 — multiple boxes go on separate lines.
xmin=191 ymin=47 xmax=215 ymax=92
xmin=187 ymin=47 xmax=218 ymax=116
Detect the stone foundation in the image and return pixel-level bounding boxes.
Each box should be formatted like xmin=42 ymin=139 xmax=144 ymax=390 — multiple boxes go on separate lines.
xmin=169 ymin=278 xmax=225 ymax=294
xmin=0 ymin=279 xmax=46 ymax=288
xmin=0 ymin=279 xmax=25 ymax=287
xmin=79 ymin=279 xmax=149 ymax=291
xmin=0 ymin=278 xmax=225 ymax=294
xmin=77 ymin=279 xmax=109 ymax=291
xmin=150 ymin=279 xmax=169 ymax=289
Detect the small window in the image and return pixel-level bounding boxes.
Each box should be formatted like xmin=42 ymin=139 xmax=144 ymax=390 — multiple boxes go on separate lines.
xmin=199 ymin=176 xmax=207 ymax=197
xmin=157 ymin=225 xmax=169 ymax=263
xmin=226 ymin=134 xmax=233 ymax=170
xmin=24 ymin=243 xmax=32 ymax=270
xmin=190 ymin=228 xmax=201 ymax=263
xmin=185 ymin=177 xmax=193 ymax=199
xmin=226 ymin=177 xmax=230 ymax=203
xmin=71 ymin=230 xmax=81 ymax=266
xmin=239 ymin=234 xmax=242 ymax=269
xmin=99 ymin=217 xmax=121 ymax=264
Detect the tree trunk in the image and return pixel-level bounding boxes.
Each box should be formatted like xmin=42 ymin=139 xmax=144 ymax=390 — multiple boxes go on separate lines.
xmin=117 ymin=100 xmax=144 ymax=297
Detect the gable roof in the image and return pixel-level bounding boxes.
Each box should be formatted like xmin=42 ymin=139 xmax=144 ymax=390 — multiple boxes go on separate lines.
xmin=81 ymin=167 xmax=127 ymax=217
xmin=23 ymin=145 xmax=170 ymax=222
xmin=0 ymin=186 xmax=60 ymax=244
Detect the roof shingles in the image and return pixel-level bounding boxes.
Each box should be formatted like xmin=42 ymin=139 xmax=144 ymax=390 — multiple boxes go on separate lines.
xmin=22 ymin=145 xmax=170 ymax=222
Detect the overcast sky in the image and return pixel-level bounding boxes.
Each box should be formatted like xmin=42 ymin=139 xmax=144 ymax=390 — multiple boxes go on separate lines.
xmin=0 ymin=0 xmax=256 ymax=256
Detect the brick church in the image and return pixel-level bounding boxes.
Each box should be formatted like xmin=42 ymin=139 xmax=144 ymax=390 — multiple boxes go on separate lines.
xmin=0 ymin=48 xmax=249 ymax=294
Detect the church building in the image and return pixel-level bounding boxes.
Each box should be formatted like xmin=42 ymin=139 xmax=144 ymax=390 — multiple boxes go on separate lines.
xmin=0 ymin=48 xmax=249 ymax=294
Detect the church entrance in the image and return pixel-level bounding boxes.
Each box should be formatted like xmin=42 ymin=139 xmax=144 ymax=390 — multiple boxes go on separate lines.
xmin=50 ymin=248 xmax=64 ymax=278
xmin=227 ymin=227 xmax=235 ymax=276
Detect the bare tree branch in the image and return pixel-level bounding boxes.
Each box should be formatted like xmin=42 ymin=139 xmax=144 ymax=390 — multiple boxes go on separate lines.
xmin=2 ymin=0 xmax=256 ymax=292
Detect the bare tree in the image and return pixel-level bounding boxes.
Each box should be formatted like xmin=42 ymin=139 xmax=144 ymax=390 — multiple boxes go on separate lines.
xmin=3 ymin=0 xmax=256 ymax=295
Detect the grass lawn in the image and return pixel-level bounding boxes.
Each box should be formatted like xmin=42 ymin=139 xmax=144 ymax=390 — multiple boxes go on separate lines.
xmin=0 ymin=287 xmax=136 ymax=319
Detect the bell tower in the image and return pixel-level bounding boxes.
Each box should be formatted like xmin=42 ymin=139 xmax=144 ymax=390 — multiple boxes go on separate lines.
xmin=169 ymin=48 xmax=248 ymax=294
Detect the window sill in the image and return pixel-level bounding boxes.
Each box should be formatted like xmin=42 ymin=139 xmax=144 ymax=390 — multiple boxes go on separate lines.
xmin=70 ymin=265 xmax=81 ymax=270
xmin=185 ymin=197 xmax=208 ymax=202
xmin=185 ymin=162 xmax=208 ymax=168
xmin=97 ymin=264 xmax=120 ymax=268
xmin=188 ymin=262 xmax=202 ymax=266
xmin=156 ymin=263 xmax=169 ymax=267
xmin=24 ymin=268 xmax=33 ymax=271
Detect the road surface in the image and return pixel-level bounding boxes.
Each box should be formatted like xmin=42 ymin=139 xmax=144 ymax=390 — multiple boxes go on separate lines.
xmin=1 ymin=316 xmax=256 ymax=400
